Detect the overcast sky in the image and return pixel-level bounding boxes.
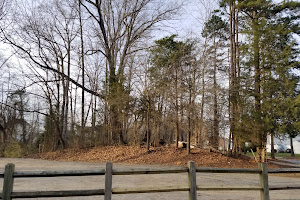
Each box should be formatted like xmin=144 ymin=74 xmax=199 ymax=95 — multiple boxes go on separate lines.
xmin=150 ymin=0 xmax=219 ymax=41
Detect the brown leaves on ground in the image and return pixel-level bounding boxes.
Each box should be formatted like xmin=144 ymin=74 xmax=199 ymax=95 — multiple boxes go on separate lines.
xmin=30 ymin=146 xmax=281 ymax=168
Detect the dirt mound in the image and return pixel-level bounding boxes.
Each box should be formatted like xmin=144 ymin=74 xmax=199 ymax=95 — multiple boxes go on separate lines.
xmin=30 ymin=146 xmax=280 ymax=168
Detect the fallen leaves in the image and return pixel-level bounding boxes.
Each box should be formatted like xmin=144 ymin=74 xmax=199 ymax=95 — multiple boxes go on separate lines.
xmin=30 ymin=145 xmax=281 ymax=168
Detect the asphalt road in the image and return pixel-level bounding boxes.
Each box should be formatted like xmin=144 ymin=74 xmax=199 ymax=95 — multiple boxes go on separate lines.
xmin=279 ymin=158 xmax=300 ymax=165
xmin=0 ymin=158 xmax=300 ymax=200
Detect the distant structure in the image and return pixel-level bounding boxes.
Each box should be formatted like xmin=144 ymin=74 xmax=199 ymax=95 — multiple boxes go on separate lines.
xmin=266 ymin=135 xmax=300 ymax=154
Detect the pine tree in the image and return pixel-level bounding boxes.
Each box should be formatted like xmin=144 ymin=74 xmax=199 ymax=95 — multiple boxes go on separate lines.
xmin=237 ymin=0 xmax=300 ymax=161
xmin=149 ymin=35 xmax=196 ymax=152
xmin=202 ymin=15 xmax=228 ymax=150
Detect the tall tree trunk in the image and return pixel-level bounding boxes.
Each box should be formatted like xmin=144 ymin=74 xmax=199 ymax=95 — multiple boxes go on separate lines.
xmin=91 ymin=94 xmax=96 ymax=147
xmin=229 ymin=0 xmax=237 ymax=154
xmin=63 ymin=40 xmax=71 ymax=148
xmin=175 ymin=69 xmax=179 ymax=148
xmin=108 ymin=59 xmax=124 ymax=145
xmin=104 ymin=61 xmax=110 ymax=145
xmin=236 ymin=6 xmax=240 ymax=80
xmin=200 ymin=67 xmax=205 ymax=147
xmin=213 ymin=35 xmax=219 ymax=150
xmin=59 ymin=60 xmax=66 ymax=150
xmin=19 ymin=94 xmax=26 ymax=143
xmin=70 ymin=83 xmax=78 ymax=141
xmin=271 ymin=133 xmax=275 ymax=159
xmin=147 ymin=100 xmax=150 ymax=153
xmin=199 ymin=39 xmax=208 ymax=147
xmin=187 ymin=84 xmax=192 ymax=154
xmin=134 ymin=114 xmax=138 ymax=145
xmin=235 ymin=5 xmax=241 ymax=149
xmin=253 ymin=11 xmax=265 ymax=162
xmin=290 ymin=136 xmax=295 ymax=157
xmin=79 ymin=1 xmax=85 ymax=147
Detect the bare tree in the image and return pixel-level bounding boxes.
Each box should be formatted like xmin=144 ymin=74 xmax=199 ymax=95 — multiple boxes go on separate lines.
xmin=80 ymin=0 xmax=181 ymax=144
xmin=1 ymin=0 xmax=86 ymax=150
xmin=78 ymin=1 xmax=86 ymax=146
xmin=0 ymin=1 xmax=102 ymax=99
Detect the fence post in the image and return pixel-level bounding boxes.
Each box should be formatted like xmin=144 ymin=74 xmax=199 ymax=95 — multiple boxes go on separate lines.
xmin=259 ymin=162 xmax=269 ymax=200
xmin=105 ymin=162 xmax=113 ymax=200
xmin=2 ymin=163 xmax=15 ymax=200
xmin=188 ymin=161 xmax=197 ymax=200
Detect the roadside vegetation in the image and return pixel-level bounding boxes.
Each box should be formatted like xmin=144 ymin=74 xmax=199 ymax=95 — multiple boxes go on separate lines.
xmin=0 ymin=0 xmax=299 ymax=162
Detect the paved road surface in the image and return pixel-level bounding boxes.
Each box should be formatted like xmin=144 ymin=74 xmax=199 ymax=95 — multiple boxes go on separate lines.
xmin=0 ymin=158 xmax=300 ymax=200
xmin=279 ymin=158 xmax=300 ymax=165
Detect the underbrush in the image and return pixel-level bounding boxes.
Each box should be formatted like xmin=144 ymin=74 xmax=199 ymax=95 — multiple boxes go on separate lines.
xmin=0 ymin=140 xmax=33 ymax=158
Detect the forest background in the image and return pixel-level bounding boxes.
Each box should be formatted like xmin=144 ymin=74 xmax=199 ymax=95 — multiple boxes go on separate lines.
xmin=0 ymin=0 xmax=299 ymax=162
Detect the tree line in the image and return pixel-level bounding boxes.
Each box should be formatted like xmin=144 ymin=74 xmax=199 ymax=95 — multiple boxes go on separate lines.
xmin=0 ymin=0 xmax=299 ymax=161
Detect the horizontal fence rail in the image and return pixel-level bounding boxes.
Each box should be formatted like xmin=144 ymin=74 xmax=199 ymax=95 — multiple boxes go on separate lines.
xmin=1 ymin=161 xmax=300 ymax=200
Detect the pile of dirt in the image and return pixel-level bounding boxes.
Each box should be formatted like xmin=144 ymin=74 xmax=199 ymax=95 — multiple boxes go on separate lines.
xmin=30 ymin=146 xmax=282 ymax=168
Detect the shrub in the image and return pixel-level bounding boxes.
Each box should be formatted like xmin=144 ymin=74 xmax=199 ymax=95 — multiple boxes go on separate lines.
xmin=2 ymin=141 xmax=30 ymax=158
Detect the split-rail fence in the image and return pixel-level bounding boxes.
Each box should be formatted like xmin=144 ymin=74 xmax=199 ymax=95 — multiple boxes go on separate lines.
xmin=1 ymin=161 xmax=300 ymax=200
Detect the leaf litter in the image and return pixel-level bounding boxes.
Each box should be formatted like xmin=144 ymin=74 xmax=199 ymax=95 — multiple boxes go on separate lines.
xmin=30 ymin=146 xmax=283 ymax=168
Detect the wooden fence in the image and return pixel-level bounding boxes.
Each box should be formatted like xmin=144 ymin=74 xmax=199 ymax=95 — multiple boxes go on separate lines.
xmin=1 ymin=161 xmax=300 ymax=200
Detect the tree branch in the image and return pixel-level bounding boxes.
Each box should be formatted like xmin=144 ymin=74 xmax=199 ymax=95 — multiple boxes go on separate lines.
xmin=0 ymin=102 xmax=49 ymax=116
xmin=1 ymin=28 xmax=104 ymax=99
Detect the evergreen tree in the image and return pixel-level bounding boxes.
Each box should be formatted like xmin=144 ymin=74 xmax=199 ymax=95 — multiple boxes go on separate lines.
xmin=237 ymin=0 xmax=300 ymax=161
xmin=149 ymin=35 xmax=196 ymax=152
xmin=262 ymin=11 xmax=300 ymax=158
xmin=202 ymin=15 xmax=228 ymax=150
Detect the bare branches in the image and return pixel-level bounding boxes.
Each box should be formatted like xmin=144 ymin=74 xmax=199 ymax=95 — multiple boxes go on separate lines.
xmin=0 ymin=52 xmax=15 ymax=69
xmin=83 ymin=0 xmax=181 ymax=70
xmin=0 ymin=28 xmax=104 ymax=99
xmin=0 ymin=0 xmax=7 ymax=20
xmin=0 ymin=102 xmax=48 ymax=116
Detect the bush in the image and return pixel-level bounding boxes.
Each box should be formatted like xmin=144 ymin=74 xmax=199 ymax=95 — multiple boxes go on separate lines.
xmin=2 ymin=141 xmax=29 ymax=158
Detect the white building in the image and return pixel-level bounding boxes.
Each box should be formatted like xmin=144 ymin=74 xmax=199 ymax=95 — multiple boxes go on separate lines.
xmin=266 ymin=134 xmax=300 ymax=154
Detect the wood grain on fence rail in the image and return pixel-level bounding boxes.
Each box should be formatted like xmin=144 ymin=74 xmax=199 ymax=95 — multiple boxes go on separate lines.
xmin=269 ymin=186 xmax=300 ymax=190
xmin=11 ymin=189 xmax=105 ymax=198
xmin=196 ymin=167 xmax=261 ymax=174
xmin=268 ymin=168 xmax=300 ymax=174
xmin=197 ymin=185 xmax=262 ymax=191
xmin=112 ymin=185 xmax=190 ymax=194
xmin=113 ymin=167 xmax=188 ymax=175
xmin=13 ymin=170 xmax=106 ymax=177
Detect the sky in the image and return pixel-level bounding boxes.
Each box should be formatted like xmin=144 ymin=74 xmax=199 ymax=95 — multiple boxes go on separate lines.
xmin=129 ymin=0 xmax=219 ymax=44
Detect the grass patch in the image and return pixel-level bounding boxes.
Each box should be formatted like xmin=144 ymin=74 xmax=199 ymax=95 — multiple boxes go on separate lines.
xmin=267 ymin=152 xmax=300 ymax=158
